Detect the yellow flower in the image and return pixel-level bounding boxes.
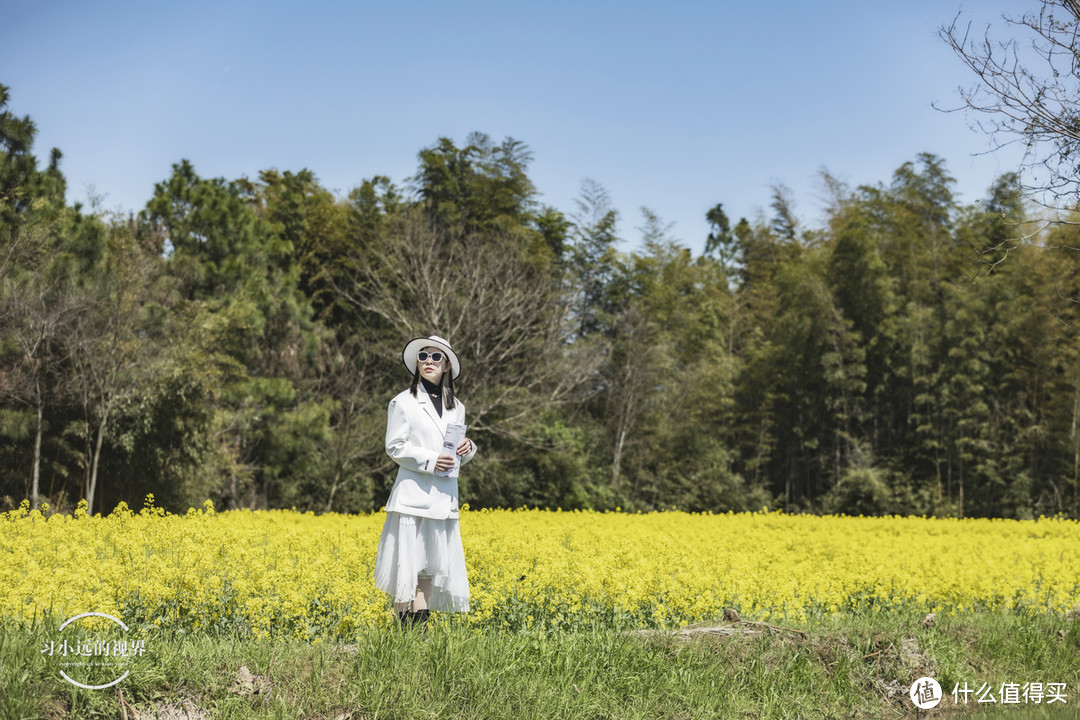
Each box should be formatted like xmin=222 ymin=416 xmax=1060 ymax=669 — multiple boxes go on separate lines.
xmin=1 ymin=506 xmax=1077 ymax=635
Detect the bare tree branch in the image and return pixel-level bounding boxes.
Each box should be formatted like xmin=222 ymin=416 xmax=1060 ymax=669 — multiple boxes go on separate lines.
xmin=333 ymin=209 xmax=601 ymax=441
xmin=942 ymin=2 xmax=1080 ymax=203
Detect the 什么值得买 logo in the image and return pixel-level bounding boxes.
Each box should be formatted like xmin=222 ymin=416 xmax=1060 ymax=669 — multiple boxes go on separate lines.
xmin=909 ymin=676 xmax=942 ymax=709
xmin=910 ymin=676 xmax=1069 ymax=708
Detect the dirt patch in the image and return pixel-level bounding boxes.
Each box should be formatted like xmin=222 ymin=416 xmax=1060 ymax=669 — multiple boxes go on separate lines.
xmin=315 ymin=711 xmax=366 ymax=720
xmin=858 ymin=634 xmax=937 ymax=715
xmin=149 ymin=691 xmax=209 ymax=720
xmin=630 ymin=610 xmax=806 ymax=642
xmin=898 ymin=636 xmax=936 ymax=678
xmin=632 ymin=625 xmax=765 ymax=640
xmin=230 ymin=664 xmax=272 ymax=697
xmin=41 ymin=697 xmax=67 ymax=720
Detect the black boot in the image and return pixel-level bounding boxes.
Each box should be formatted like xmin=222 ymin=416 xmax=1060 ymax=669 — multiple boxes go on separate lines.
xmin=412 ymin=609 xmax=430 ymax=629
xmin=396 ymin=610 xmax=414 ymax=628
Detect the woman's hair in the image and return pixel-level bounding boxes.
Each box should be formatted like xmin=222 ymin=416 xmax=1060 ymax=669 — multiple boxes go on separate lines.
xmin=444 ymin=373 xmax=457 ymax=410
xmin=408 ymin=367 xmax=457 ymax=410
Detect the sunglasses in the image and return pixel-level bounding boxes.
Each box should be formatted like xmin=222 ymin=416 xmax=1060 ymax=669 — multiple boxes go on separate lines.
xmin=417 ymin=351 xmax=444 ymax=363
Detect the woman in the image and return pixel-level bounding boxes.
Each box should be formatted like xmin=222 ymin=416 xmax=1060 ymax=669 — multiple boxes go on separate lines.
xmin=373 ymin=335 xmax=477 ymax=628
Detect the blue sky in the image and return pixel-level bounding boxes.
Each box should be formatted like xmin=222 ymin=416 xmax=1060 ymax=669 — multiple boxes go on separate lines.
xmin=3 ymin=0 xmax=1025 ymax=254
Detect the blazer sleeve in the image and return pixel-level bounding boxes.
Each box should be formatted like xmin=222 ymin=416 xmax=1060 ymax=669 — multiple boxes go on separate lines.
xmin=461 ymin=436 xmax=477 ymax=465
xmin=385 ymin=397 xmax=441 ymax=474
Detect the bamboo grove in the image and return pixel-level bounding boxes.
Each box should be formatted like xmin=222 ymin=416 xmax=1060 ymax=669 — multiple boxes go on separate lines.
xmin=2 ymin=85 xmax=1079 ymax=520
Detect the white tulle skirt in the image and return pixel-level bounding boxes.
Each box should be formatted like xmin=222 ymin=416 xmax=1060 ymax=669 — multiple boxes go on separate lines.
xmin=373 ymin=511 xmax=470 ymax=612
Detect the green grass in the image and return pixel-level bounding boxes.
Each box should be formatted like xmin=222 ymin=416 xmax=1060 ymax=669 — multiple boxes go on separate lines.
xmin=2 ymin=610 xmax=1079 ymax=719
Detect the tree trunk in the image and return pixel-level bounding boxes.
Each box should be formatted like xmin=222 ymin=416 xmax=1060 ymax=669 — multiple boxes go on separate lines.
xmin=31 ymin=392 xmax=43 ymax=510
xmin=958 ymin=459 xmax=965 ymax=519
xmin=325 ymin=469 xmax=342 ymax=513
xmin=87 ymin=409 xmax=108 ymax=516
xmin=227 ymin=474 xmax=238 ymax=511
xmin=1073 ymin=388 xmax=1079 ymax=515
xmin=612 ymin=425 xmax=627 ymax=488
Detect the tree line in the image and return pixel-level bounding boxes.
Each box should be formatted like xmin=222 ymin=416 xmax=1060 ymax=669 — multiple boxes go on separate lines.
xmin=2 ymin=84 xmax=1078 ymax=519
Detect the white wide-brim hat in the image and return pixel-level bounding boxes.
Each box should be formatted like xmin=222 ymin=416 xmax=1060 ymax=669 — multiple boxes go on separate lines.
xmin=401 ymin=335 xmax=461 ymax=380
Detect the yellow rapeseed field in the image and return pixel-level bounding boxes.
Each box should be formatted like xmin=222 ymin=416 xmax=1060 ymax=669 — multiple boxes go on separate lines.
xmin=2 ymin=498 xmax=1078 ymax=639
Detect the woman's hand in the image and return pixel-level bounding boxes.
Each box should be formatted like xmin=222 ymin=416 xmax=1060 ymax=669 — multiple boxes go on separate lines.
xmin=434 ymin=440 xmax=473 ymax=471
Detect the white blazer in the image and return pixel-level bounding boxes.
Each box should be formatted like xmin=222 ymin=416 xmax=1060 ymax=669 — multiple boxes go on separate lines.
xmin=383 ymin=385 xmax=477 ymax=519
